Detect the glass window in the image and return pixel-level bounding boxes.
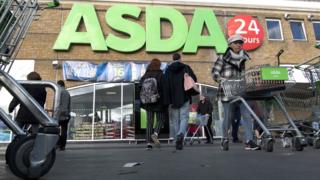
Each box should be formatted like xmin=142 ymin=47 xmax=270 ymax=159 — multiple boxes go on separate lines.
xmin=289 ymin=21 xmax=307 ymax=40
xmin=266 ymin=19 xmax=283 ymax=40
xmin=68 ymin=83 xmax=136 ymax=141
xmin=312 ymin=22 xmax=320 ymax=41
xmin=122 ymin=84 xmax=135 ymax=139
xmin=69 ymin=85 xmax=94 ymax=140
xmin=94 ymin=83 xmax=122 ymax=140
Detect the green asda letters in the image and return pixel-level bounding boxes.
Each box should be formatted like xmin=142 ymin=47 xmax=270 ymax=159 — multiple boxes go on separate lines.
xmin=53 ymin=3 xmax=228 ymax=54
xmin=53 ymin=4 xmax=107 ymax=51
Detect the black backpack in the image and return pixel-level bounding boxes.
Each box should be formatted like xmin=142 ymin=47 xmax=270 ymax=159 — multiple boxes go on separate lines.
xmin=140 ymin=77 xmax=160 ymax=104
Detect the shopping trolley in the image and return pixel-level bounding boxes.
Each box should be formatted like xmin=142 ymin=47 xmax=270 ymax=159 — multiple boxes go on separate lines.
xmin=184 ymin=113 xmax=213 ymax=145
xmin=220 ymin=65 xmax=306 ymax=152
xmin=280 ymin=56 xmax=320 ymax=149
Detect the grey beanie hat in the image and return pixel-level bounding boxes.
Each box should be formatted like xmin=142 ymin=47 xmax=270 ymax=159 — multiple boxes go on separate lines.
xmin=228 ymin=34 xmax=244 ymax=44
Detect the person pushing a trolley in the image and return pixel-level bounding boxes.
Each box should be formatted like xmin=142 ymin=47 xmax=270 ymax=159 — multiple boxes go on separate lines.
xmin=211 ymin=34 xmax=259 ymax=151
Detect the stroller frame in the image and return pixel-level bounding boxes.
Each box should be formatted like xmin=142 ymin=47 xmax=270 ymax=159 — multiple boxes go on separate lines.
xmin=184 ymin=115 xmax=213 ymax=145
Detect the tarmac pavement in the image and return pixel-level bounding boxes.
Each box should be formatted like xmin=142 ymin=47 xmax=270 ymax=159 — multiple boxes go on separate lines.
xmin=1 ymin=141 xmax=320 ymax=180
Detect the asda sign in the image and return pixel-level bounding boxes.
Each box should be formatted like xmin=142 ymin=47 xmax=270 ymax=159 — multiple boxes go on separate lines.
xmin=53 ymin=4 xmax=228 ymax=54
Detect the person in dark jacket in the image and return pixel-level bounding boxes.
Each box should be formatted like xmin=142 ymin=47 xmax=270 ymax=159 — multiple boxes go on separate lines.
xmin=140 ymin=58 xmax=168 ymax=150
xmin=8 ymin=71 xmax=47 ymax=134
xmin=165 ymin=53 xmax=198 ymax=150
xmin=56 ymin=80 xmax=71 ymax=151
xmin=197 ymin=95 xmax=213 ymax=143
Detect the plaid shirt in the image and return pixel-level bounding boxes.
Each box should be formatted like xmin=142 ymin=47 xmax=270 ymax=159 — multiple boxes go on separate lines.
xmin=212 ymin=49 xmax=250 ymax=101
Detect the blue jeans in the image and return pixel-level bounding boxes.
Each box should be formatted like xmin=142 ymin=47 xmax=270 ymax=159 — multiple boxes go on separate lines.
xmin=222 ymin=101 xmax=253 ymax=142
xmin=170 ymin=101 xmax=190 ymax=138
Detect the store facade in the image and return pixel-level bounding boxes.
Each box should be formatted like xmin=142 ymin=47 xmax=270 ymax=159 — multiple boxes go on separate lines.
xmin=1 ymin=0 xmax=320 ymax=142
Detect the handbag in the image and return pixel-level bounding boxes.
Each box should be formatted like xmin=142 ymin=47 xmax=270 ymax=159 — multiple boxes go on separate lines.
xmin=184 ymin=73 xmax=196 ymax=91
xmin=184 ymin=71 xmax=199 ymax=95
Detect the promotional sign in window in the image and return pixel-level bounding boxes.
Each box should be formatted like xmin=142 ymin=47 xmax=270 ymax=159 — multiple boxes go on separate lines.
xmin=227 ymin=14 xmax=265 ymax=51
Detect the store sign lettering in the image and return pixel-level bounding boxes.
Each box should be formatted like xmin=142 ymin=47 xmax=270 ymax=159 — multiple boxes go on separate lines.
xmin=53 ymin=4 xmax=228 ymax=54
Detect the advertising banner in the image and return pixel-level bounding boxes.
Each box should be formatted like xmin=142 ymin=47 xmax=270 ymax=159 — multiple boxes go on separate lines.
xmin=96 ymin=62 xmax=132 ymax=82
xmin=104 ymin=62 xmax=131 ymax=82
xmin=131 ymin=63 xmax=147 ymax=81
xmin=63 ymin=61 xmax=98 ymax=81
xmin=63 ymin=61 xmax=167 ymax=82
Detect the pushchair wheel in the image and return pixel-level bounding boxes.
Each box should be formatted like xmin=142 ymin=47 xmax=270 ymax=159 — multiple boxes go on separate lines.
xmin=313 ymin=138 xmax=320 ymax=149
xmin=292 ymin=137 xmax=304 ymax=151
xmin=5 ymin=135 xmax=21 ymax=165
xmin=7 ymin=135 xmax=56 ymax=179
xmin=263 ymin=139 xmax=274 ymax=152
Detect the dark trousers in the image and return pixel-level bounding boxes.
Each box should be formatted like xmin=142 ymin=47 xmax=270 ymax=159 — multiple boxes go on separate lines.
xmin=58 ymin=120 xmax=69 ymax=148
xmin=204 ymin=117 xmax=213 ymax=142
xmin=146 ymin=110 xmax=165 ymax=143
xmin=231 ymin=105 xmax=241 ymax=141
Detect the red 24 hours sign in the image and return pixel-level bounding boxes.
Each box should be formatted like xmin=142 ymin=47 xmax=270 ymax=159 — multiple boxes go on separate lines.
xmin=227 ymin=14 xmax=265 ymax=51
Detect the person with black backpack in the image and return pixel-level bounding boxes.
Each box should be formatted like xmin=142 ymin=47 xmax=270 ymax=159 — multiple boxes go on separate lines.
xmin=140 ymin=58 xmax=168 ymax=150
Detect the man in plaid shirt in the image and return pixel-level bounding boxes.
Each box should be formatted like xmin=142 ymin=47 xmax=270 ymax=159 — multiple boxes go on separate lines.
xmin=212 ymin=34 xmax=259 ymax=151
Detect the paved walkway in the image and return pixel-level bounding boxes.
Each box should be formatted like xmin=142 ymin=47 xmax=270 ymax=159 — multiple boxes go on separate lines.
xmin=1 ymin=141 xmax=320 ymax=180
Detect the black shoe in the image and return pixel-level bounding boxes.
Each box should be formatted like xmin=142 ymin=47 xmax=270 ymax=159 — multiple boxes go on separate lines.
xmin=146 ymin=144 xmax=153 ymax=150
xmin=245 ymin=140 xmax=260 ymax=150
xmin=221 ymin=140 xmax=229 ymax=151
xmin=175 ymin=134 xmax=184 ymax=150
xmin=59 ymin=147 xmax=66 ymax=151
xmin=205 ymin=140 xmax=213 ymax=144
